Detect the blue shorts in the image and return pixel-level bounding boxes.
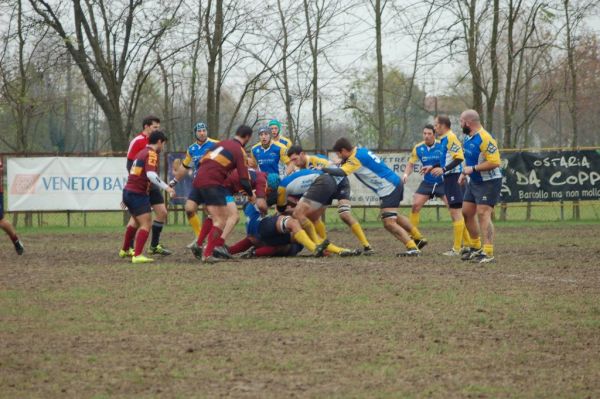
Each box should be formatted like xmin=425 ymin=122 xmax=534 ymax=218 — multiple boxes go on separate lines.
xmin=415 ymin=181 xmax=445 ymax=198
xmin=0 ymin=194 xmax=5 ymax=220
xmin=149 ymin=186 xmax=164 ymax=205
xmin=258 ymin=216 xmax=292 ymax=247
xmin=123 ymin=189 xmax=152 ymax=216
xmin=380 ymin=184 xmax=404 ymax=209
xmin=187 ymin=187 xmax=205 ymax=205
xmin=443 ymin=173 xmax=464 ymax=208
xmin=464 ymin=178 xmax=502 ymax=207
xmin=197 ymin=186 xmax=234 ymax=206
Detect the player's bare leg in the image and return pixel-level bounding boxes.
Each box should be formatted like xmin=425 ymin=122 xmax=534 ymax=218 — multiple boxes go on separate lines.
xmin=380 ymin=208 xmax=419 ymax=256
xmin=337 ymin=199 xmax=372 ymax=253
xmin=0 ymin=218 xmax=24 ymax=255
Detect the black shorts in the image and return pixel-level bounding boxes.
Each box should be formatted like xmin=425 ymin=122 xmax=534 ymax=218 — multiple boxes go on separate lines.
xmin=333 ymin=177 xmax=351 ymax=201
xmin=266 ymin=190 xmax=278 ymax=207
xmin=303 ymin=174 xmax=340 ymax=206
xmin=380 ymin=184 xmax=404 ymax=209
xmin=149 ymin=186 xmax=164 ymax=206
xmin=259 ymin=216 xmax=292 ymax=246
xmin=463 ymin=178 xmax=502 ymax=207
xmin=415 ymin=181 xmax=445 ymax=198
xmin=198 ymin=186 xmax=234 ymax=206
xmin=123 ymin=189 xmax=152 ymax=216
xmin=187 ymin=186 xmax=205 ymax=205
xmin=443 ymin=173 xmax=464 ymax=207
xmin=0 ymin=194 xmax=4 ymax=220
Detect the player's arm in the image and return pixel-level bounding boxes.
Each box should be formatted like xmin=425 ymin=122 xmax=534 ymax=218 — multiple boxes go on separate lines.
xmin=236 ymin=147 xmax=254 ymax=197
xmin=322 ymin=155 xmax=360 ymax=177
xmin=169 ymin=151 xmax=192 ymax=187
xmin=403 ymin=146 xmax=418 ymax=182
xmin=463 ymin=138 xmax=501 ymax=175
xmin=146 ymin=152 xmax=175 ymax=197
xmin=276 ymin=186 xmax=288 ymax=213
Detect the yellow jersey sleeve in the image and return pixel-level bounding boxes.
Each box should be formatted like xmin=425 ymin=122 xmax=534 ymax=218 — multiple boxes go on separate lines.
xmin=279 ymin=145 xmax=290 ymax=164
xmin=340 ymin=155 xmax=362 ymax=175
xmin=181 ymin=149 xmax=193 ymax=168
xmin=447 ymin=134 xmax=464 ymax=161
xmin=409 ymin=145 xmax=419 ymax=164
xmin=276 ymin=186 xmax=287 ymax=207
xmin=479 ymin=134 xmax=501 ymax=165
xmin=309 ymin=156 xmax=330 ymax=168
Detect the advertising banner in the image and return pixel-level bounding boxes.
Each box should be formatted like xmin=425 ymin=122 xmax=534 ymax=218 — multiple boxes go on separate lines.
xmin=7 ymin=157 xmax=127 ymax=211
xmin=501 ymin=150 xmax=600 ymax=202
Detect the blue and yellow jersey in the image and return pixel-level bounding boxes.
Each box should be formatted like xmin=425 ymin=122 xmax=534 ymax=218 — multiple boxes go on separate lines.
xmin=305 ymin=154 xmax=331 ymax=169
xmin=276 ymin=169 xmax=322 ymax=207
xmin=244 ymin=203 xmax=262 ymax=237
xmin=340 ymin=147 xmax=400 ymax=197
xmin=251 ymin=141 xmax=290 ymax=176
xmin=182 ymin=138 xmax=219 ymax=175
xmin=409 ymin=141 xmax=444 ymax=184
xmin=438 ymin=130 xmax=464 ymax=174
xmin=274 ymin=135 xmax=292 ymax=150
xmin=463 ymin=128 xmax=502 ymax=182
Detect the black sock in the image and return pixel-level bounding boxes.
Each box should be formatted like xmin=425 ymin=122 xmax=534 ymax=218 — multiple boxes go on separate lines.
xmin=151 ymin=221 xmax=163 ymax=247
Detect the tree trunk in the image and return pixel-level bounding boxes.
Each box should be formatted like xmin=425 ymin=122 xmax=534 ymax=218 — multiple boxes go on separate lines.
xmin=375 ymin=0 xmax=386 ymax=149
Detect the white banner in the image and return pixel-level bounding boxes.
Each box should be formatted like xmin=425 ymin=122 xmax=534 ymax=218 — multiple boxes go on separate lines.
xmin=7 ymin=157 xmax=128 ymax=211
xmin=327 ymin=151 xmax=444 ymax=206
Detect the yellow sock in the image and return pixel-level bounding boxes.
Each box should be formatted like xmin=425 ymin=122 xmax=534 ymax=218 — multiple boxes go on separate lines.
xmin=462 ymin=227 xmax=472 ymax=247
xmin=406 ymin=240 xmax=418 ymax=250
xmin=293 ymin=230 xmax=317 ymax=253
xmin=350 ymin=222 xmax=370 ymax=247
xmin=410 ymin=226 xmax=423 ymax=240
xmin=483 ymin=244 xmax=494 ymax=256
xmin=471 ymin=237 xmax=482 ymax=250
xmin=452 ymin=220 xmax=465 ymax=251
xmin=326 ymin=243 xmax=345 ymax=254
xmin=188 ymin=213 xmax=201 ymax=236
xmin=314 ymin=219 xmax=327 ymax=240
xmin=301 ymin=219 xmax=323 ymax=243
xmin=409 ymin=212 xmax=420 ymax=228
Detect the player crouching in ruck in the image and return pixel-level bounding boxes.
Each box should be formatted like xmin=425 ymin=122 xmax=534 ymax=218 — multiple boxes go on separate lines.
xmin=120 ymin=131 xmax=175 ymax=264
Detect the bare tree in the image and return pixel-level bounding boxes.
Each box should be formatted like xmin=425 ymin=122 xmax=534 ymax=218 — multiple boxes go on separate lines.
xmin=29 ymin=0 xmax=185 ymax=151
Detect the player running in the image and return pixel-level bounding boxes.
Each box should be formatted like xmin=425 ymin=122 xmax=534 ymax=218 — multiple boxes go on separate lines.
xmin=120 ymin=131 xmax=175 ymax=263
xmin=287 ymin=145 xmax=373 ymax=254
xmin=324 ymin=138 xmax=424 ymax=257
xmin=0 ymin=157 xmax=24 ymax=255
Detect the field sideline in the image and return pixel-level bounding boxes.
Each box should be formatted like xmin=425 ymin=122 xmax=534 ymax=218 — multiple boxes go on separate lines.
xmin=1 ymin=222 xmax=599 ymax=397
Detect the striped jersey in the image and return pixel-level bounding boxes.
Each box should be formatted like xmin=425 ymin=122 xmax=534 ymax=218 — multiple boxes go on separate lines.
xmin=340 ymin=147 xmax=400 ymax=197
xmin=409 ymin=141 xmax=445 ymax=184
xmin=463 ymin=128 xmax=502 ymax=182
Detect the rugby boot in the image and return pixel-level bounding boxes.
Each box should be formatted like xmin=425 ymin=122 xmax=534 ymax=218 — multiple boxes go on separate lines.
xmin=239 ymin=247 xmax=256 ymax=259
xmin=339 ymin=248 xmax=362 ymax=257
xmin=132 ymin=255 xmax=154 ymax=264
xmin=190 ymin=242 xmax=203 ymax=260
xmin=442 ymin=248 xmax=461 ymax=257
xmin=149 ymin=244 xmax=173 ymax=256
xmin=314 ymin=239 xmax=330 ymax=257
xmin=213 ymin=245 xmax=233 ymax=259
xmin=362 ymin=246 xmax=375 ymax=256
xmin=471 ymin=252 xmax=496 ymax=264
xmin=397 ymin=248 xmax=421 ymax=257
xmin=119 ymin=248 xmax=135 ymax=258
xmin=14 ymin=240 xmax=24 ymax=255
xmin=461 ymin=248 xmax=482 ymax=261
xmin=414 ymin=238 xmax=428 ymax=250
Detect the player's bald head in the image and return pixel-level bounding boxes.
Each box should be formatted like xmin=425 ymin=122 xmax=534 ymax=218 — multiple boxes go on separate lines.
xmin=461 ymin=109 xmax=480 ymax=123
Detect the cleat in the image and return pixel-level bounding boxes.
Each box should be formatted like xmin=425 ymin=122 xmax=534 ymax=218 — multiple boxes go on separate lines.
xmin=314 ymin=239 xmax=330 ymax=257
xmin=213 ymin=245 xmax=233 ymax=259
xmin=397 ymin=248 xmax=421 ymax=257
xmin=461 ymin=248 xmax=482 ymax=261
xmin=186 ymin=239 xmax=197 ymax=249
xmin=471 ymin=253 xmax=496 ymax=264
xmin=190 ymin=242 xmax=203 ymax=260
xmin=132 ymin=255 xmax=154 ymax=264
xmin=362 ymin=246 xmax=375 ymax=256
xmin=119 ymin=248 xmax=134 ymax=258
xmin=414 ymin=238 xmax=428 ymax=250
xmin=442 ymin=249 xmax=461 ymax=256
xmin=239 ymin=247 xmax=256 ymax=259
xmin=459 ymin=247 xmax=471 ymax=255
xmin=149 ymin=244 xmax=173 ymax=256
xmin=339 ymin=248 xmax=362 ymax=257
xmin=14 ymin=240 xmax=24 ymax=255
xmin=202 ymin=255 xmax=227 ymax=264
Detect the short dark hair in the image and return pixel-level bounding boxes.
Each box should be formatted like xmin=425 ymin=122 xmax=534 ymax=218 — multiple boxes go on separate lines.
xmin=235 ymin=125 xmax=253 ymax=139
xmin=333 ymin=137 xmax=353 ymax=152
xmin=435 ymin=115 xmax=451 ymax=128
xmin=142 ymin=115 xmax=161 ymax=129
xmin=287 ymin=145 xmax=304 ymax=156
xmin=148 ymin=130 xmax=167 ymax=144
xmin=424 ymin=124 xmax=435 ymax=133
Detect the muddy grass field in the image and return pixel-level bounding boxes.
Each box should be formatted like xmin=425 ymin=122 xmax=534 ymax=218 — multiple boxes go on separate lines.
xmin=1 ymin=222 xmax=599 ymax=398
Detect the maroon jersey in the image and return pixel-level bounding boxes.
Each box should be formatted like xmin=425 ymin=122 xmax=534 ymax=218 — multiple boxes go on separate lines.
xmin=194 ymin=139 xmax=251 ymax=192
xmin=124 ymin=146 xmax=159 ymax=194
xmin=224 ymin=169 xmax=267 ymax=198
xmin=127 ymin=133 xmax=148 ymax=161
